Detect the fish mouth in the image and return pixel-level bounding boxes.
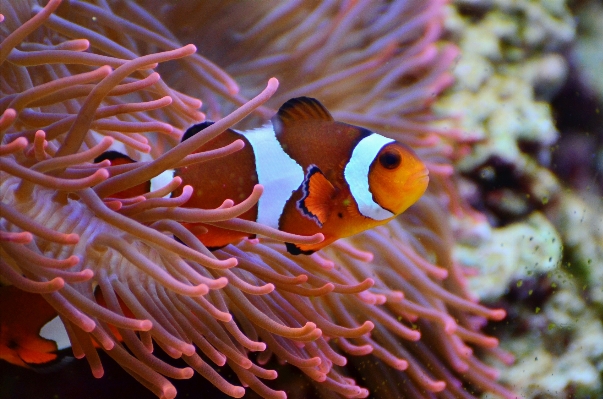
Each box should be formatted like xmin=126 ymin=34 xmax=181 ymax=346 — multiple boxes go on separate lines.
xmin=410 ymin=168 xmax=430 ymax=185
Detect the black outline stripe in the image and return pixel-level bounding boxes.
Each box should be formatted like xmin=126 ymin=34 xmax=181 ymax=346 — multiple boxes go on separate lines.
xmin=296 ymin=164 xmax=325 ymax=228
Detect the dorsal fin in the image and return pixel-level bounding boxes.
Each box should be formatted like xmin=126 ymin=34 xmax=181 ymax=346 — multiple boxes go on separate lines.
xmin=94 ymin=150 xmax=135 ymax=164
xmin=273 ymin=97 xmax=333 ymax=131
xmin=181 ymin=121 xmax=214 ymax=142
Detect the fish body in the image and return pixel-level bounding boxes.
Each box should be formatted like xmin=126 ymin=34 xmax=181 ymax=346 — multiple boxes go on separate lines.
xmin=94 ymin=151 xmax=151 ymax=198
xmin=174 ymin=97 xmax=429 ymax=254
xmin=0 ymin=285 xmax=69 ymax=369
xmin=0 ymin=285 xmax=134 ymax=369
xmin=97 ymin=97 xmax=428 ymax=254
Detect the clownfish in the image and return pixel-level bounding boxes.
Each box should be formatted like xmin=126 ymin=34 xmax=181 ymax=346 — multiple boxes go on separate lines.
xmin=0 ymin=285 xmax=134 ymax=369
xmin=174 ymin=97 xmax=429 ymax=254
xmin=100 ymin=97 xmax=429 ymax=255
xmin=0 ymin=285 xmax=71 ymax=370
xmin=94 ymin=151 xmax=151 ymax=199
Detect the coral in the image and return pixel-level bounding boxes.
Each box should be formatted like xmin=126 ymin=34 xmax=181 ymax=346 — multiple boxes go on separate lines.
xmin=490 ymin=266 xmax=603 ymax=398
xmin=455 ymin=212 xmax=562 ymax=301
xmin=0 ymin=1 xmax=520 ymax=398
xmin=572 ymin=0 xmax=603 ymax=101
xmin=436 ymin=0 xmax=575 ymax=225
xmin=546 ymin=192 xmax=603 ymax=308
xmin=442 ymin=0 xmax=603 ymax=397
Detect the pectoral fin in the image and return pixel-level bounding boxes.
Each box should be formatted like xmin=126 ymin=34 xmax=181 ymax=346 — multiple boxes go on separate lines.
xmin=297 ymin=165 xmax=336 ymax=228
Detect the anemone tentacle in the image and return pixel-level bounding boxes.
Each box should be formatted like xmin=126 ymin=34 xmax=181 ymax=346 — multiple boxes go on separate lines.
xmin=1 ymin=1 xmax=518 ymax=398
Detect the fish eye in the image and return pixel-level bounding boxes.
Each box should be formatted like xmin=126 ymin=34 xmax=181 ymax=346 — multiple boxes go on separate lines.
xmin=378 ymin=150 xmax=401 ymax=170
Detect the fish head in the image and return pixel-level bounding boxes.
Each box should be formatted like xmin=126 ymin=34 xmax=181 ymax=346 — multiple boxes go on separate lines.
xmin=368 ymin=141 xmax=429 ymax=216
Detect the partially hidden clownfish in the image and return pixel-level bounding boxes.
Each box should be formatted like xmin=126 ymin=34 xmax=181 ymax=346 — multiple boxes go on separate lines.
xmin=101 ymin=97 xmax=430 ymax=255
xmin=0 ymin=284 xmax=134 ymax=369
xmin=0 ymin=285 xmax=71 ymax=370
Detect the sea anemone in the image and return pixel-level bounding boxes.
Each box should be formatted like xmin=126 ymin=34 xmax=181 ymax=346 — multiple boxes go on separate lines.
xmin=1 ymin=1 xmax=518 ymax=398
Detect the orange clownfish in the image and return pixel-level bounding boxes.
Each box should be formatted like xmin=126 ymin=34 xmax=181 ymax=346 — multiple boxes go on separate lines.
xmin=94 ymin=151 xmax=151 ymax=199
xmin=0 ymin=285 xmax=71 ymax=370
xmin=102 ymin=97 xmax=429 ymax=255
xmin=0 ymin=284 xmax=134 ymax=369
xmin=173 ymin=97 xmax=429 ymax=254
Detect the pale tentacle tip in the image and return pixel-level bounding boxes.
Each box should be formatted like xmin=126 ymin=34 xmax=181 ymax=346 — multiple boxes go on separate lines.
xmin=491 ymin=308 xmax=506 ymax=321
xmin=408 ymin=330 xmax=421 ymax=341
xmin=10 ymin=231 xmax=33 ymax=243
xmin=95 ymin=168 xmax=110 ymax=180
xmin=14 ymin=137 xmax=28 ymax=146
xmin=81 ymin=319 xmax=97 ymax=333
xmin=435 ymin=268 xmax=449 ymax=279
xmin=294 ymin=274 xmax=308 ymax=283
xmin=104 ymin=200 xmax=122 ymax=211
xmin=231 ymin=387 xmax=245 ymax=398
xmin=98 ymin=65 xmax=113 ymax=74
xmin=65 ymin=233 xmax=80 ymax=244
xmin=182 ymin=343 xmax=196 ymax=356
xmin=323 ymin=282 xmax=335 ymax=293
xmin=218 ymin=199 xmax=234 ymax=209
xmin=192 ymin=283 xmax=210 ymax=296
xmin=223 ymin=257 xmax=238 ymax=268
xmin=2 ymin=108 xmax=17 ymax=117
xmin=361 ymin=278 xmax=375 ymax=289
xmin=147 ymin=72 xmax=161 ymax=82
xmin=361 ymin=252 xmax=374 ymax=262
xmin=245 ymin=237 xmax=260 ymax=245
xmin=387 ymin=290 xmax=404 ymax=302
xmin=483 ymin=336 xmax=499 ymax=348
xmin=227 ymin=82 xmax=239 ymax=96
xmin=100 ymin=338 xmax=114 ymax=351
xmin=185 ymin=44 xmax=197 ymax=53
xmin=310 ymin=233 xmax=325 ymax=244
xmin=373 ymin=294 xmax=387 ymax=305
xmin=394 ymin=359 xmax=409 ymax=370
xmin=443 ymin=318 xmax=457 ymax=335
xmin=95 ymin=159 xmax=111 ymax=168
xmin=192 ymin=111 xmax=205 ymax=121
xmin=431 ymin=381 xmax=446 ymax=392
xmin=210 ymin=276 xmax=229 ymax=289
xmin=140 ymin=319 xmax=153 ymax=331
xmin=99 ymin=136 xmax=114 ymax=146
xmin=77 ymin=39 xmax=90 ymax=50
xmin=80 ymin=269 xmax=94 ymax=279
xmin=214 ymin=354 xmax=227 ymax=367
xmin=49 ymin=277 xmax=65 ymax=290
xmin=267 ymin=77 xmax=279 ymax=89
xmin=91 ymin=368 xmax=104 ymax=379
xmin=159 ymin=95 xmax=173 ymax=105
xmin=252 ymin=184 xmax=264 ymax=196
xmin=181 ymin=367 xmax=194 ymax=379
xmin=162 ymin=385 xmax=177 ymax=399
